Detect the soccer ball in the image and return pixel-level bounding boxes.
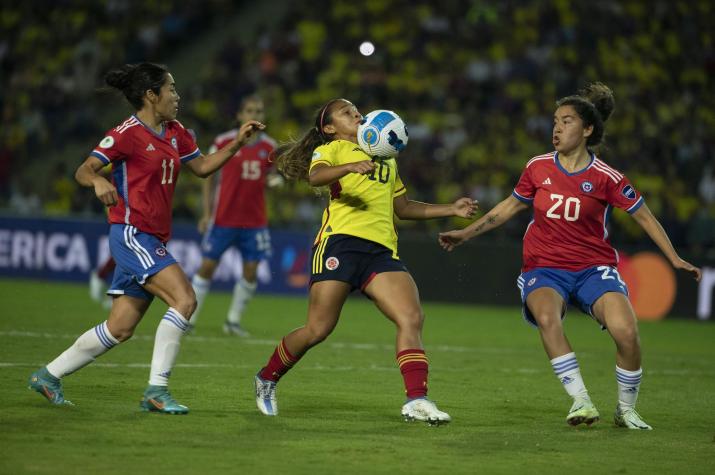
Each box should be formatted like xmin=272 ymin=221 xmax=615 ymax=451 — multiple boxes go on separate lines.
xmin=357 ymin=110 xmax=409 ymax=158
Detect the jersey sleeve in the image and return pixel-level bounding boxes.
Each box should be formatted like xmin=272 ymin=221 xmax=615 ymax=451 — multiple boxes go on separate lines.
xmin=178 ymin=126 xmax=201 ymax=163
xmin=606 ymin=174 xmax=644 ymax=214
xmin=512 ymin=166 xmax=535 ymax=203
xmin=309 ymin=144 xmax=334 ymax=171
xmin=393 ymin=173 xmax=407 ymax=198
xmin=90 ymin=129 xmax=133 ymax=165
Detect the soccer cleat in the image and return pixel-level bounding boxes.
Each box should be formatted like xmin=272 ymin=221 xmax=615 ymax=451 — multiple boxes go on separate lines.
xmin=401 ymin=398 xmax=451 ymax=425
xmin=140 ymin=385 xmax=189 ymax=415
xmin=89 ymin=270 xmax=105 ymax=302
xmin=223 ymin=321 xmax=250 ymax=337
xmin=614 ymin=406 xmax=652 ymax=430
xmin=254 ymin=373 xmax=278 ymax=416
xmin=566 ymin=397 xmax=600 ymax=426
xmin=28 ymin=367 xmax=72 ymax=406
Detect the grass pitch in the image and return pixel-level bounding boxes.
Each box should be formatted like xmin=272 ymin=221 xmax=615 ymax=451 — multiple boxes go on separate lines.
xmin=1 ymin=278 xmax=714 ymax=474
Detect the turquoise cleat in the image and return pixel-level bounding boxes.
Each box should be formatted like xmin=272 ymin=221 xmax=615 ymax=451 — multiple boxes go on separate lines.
xmin=28 ymin=367 xmax=73 ymax=406
xmin=140 ymin=385 xmax=189 ymax=415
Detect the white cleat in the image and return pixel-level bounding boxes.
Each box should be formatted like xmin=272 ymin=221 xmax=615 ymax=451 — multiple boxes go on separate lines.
xmin=401 ymin=398 xmax=451 ymax=425
xmin=224 ymin=321 xmax=250 ymax=337
xmin=89 ymin=271 xmax=105 ymax=302
xmin=255 ymin=374 xmax=278 ymax=416
xmin=566 ymin=397 xmax=600 ymax=426
xmin=614 ymin=406 xmax=652 ymax=430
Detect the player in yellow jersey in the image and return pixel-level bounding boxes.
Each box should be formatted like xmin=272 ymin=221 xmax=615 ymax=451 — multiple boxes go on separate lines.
xmin=253 ymin=98 xmax=477 ymax=424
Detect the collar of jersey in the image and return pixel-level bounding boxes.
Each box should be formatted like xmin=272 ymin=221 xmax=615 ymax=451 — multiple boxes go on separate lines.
xmin=132 ymin=114 xmax=166 ymax=139
xmin=553 ymin=151 xmax=595 ymax=176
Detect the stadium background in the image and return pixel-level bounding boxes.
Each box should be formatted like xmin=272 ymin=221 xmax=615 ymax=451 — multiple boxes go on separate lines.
xmin=1 ymin=0 xmax=714 ymax=319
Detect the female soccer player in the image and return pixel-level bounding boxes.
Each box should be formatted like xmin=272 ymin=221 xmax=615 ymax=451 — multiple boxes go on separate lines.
xmin=189 ymin=95 xmax=279 ymax=336
xmin=253 ymin=98 xmax=476 ymax=425
xmin=28 ymin=62 xmax=264 ymax=413
xmin=439 ymin=83 xmax=701 ymax=430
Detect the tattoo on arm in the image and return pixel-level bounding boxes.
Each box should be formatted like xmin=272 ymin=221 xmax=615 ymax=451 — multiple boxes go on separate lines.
xmin=487 ymin=214 xmax=498 ymax=225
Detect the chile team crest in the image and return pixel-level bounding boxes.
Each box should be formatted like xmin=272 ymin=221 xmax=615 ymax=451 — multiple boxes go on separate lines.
xmin=155 ymin=246 xmax=168 ymax=257
xmin=580 ymin=181 xmax=594 ymax=193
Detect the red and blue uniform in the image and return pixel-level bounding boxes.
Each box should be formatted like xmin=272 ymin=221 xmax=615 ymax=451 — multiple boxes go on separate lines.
xmin=511 ymin=151 xmax=644 ymax=325
xmin=201 ymin=131 xmax=276 ymax=262
xmin=90 ymin=115 xmax=201 ymax=299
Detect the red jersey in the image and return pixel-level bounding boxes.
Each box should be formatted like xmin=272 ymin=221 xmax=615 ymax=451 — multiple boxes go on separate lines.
xmin=209 ymin=130 xmax=275 ymax=228
xmin=90 ymin=115 xmax=201 ymax=242
xmin=512 ymin=152 xmax=644 ymax=272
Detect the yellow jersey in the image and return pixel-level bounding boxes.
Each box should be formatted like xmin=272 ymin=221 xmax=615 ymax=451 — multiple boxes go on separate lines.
xmin=309 ymin=140 xmax=407 ymax=258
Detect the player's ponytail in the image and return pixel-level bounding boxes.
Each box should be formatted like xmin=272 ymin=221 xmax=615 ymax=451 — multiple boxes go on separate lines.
xmin=104 ymin=62 xmax=169 ymax=110
xmin=273 ymin=99 xmax=344 ymax=182
xmin=556 ymin=82 xmax=615 ymax=147
xmin=272 ymin=128 xmax=324 ymax=181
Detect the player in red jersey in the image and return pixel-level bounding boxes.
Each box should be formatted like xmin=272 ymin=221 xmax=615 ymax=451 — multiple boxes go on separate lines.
xmin=28 ymin=62 xmax=264 ymax=413
xmin=439 ymin=83 xmax=701 ymax=430
xmin=189 ymin=95 xmax=280 ymax=336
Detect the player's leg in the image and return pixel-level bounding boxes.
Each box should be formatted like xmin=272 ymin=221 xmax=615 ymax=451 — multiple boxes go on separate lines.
xmin=255 ymin=280 xmax=350 ymax=415
xmin=523 ymin=274 xmax=599 ymax=426
xmin=591 ymin=291 xmax=652 ymax=430
xmin=140 ymin=262 xmax=196 ymax=414
xmin=189 ymin=257 xmax=219 ymax=328
xmin=365 ymin=271 xmax=450 ymax=425
xmin=29 ymin=288 xmax=150 ymax=406
xmin=225 ymin=228 xmax=270 ymax=335
xmin=89 ymin=256 xmax=116 ymax=304
xmin=224 ymin=260 xmax=258 ymax=336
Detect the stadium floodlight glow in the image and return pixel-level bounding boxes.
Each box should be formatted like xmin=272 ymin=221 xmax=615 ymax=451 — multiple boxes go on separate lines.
xmin=359 ymin=41 xmax=375 ymax=56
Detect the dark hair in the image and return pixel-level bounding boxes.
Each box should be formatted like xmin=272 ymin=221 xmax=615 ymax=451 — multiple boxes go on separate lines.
xmin=238 ymin=94 xmax=263 ymax=112
xmin=273 ymin=99 xmax=347 ymax=181
xmin=105 ymin=62 xmax=169 ymax=110
xmin=556 ymin=82 xmax=615 ymax=147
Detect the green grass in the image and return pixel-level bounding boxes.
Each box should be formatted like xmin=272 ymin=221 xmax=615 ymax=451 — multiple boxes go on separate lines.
xmin=1 ymin=278 xmax=714 ymax=474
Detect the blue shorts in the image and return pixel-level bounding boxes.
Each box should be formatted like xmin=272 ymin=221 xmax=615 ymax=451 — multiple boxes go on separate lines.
xmin=516 ymin=266 xmax=629 ymax=328
xmin=201 ymin=225 xmax=271 ymax=262
xmin=310 ymin=234 xmax=407 ymax=291
xmin=107 ymin=224 xmax=177 ymax=301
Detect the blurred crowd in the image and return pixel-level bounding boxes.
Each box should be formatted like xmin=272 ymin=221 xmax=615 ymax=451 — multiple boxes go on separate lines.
xmin=3 ymin=1 xmax=714 ymax=254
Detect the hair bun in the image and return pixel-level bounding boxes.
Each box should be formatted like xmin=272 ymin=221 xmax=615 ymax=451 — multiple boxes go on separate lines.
xmin=105 ymin=64 xmax=138 ymax=90
xmin=579 ymin=82 xmax=615 ymax=122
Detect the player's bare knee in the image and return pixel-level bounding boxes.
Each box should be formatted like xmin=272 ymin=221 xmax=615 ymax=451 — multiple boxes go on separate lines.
xmin=305 ymin=323 xmax=332 ymax=345
xmin=534 ymin=313 xmax=561 ymax=332
xmin=111 ymin=327 xmax=134 ymax=342
xmin=397 ymin=310 xmax=424 ymax=333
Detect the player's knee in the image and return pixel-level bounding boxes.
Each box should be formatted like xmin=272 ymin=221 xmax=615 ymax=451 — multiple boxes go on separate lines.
xmin=534 ymin=312 xmax=562 ymax=333
xmin=396 ymin=309 xmax=424 ymax=333
xmin=613 ymin=323 xmax=640 ymax=348
xmin=109 ymin=327 xmax=134 ymax=342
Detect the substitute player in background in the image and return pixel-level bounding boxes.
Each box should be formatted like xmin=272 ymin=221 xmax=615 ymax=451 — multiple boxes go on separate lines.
xmin=253 ymin=98 xmax=477 ymax=425
xmin=28 ymin=62 xmax=264 ymax=413
xmin=189 ymin=95 xmax=280 ymax=336
xmin=439 ymin=83 xmax=701 ymax=430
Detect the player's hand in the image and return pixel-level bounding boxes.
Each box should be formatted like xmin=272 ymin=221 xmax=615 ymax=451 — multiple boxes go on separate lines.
xmin=197 ymin=215 xmax=210 ymax=234
xmin=453 ymin=197 xmax=478 ymax=218
xmin=672 ymin=258 xmax=702 ymax=282
xmin=438 ymin=229 xmax=470 ymax=251
xmin=346 ymin=160 xmax=377 ymax=175
xmin=235 ymin=120 xmax=266 ymax=146
xmin=93 ymin=178 xmax=118 ymax=207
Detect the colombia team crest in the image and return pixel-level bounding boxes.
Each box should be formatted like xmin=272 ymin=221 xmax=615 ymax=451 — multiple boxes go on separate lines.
xmin=325 ymin=256 xmax=340 ymax=271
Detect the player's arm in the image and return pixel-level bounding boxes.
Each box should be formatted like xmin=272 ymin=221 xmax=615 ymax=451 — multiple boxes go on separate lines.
xmin=186 ymin=121 xmax=265 ymax=178
xmin=438 ymin=195 xmax=528 ymax=251
xmin=75 ymin=156 xmax=118 ymax=207
xmin=308 ymin=161 xmax=376 ymax=187
xmin=630 ymin=204 xmax=701 ymax=281
xmin=393 ymin=194 xmax=478 ymax=220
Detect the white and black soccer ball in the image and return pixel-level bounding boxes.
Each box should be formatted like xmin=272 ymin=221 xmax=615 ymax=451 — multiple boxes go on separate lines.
xmin=357 ymin=110 xmax=409 ymax=158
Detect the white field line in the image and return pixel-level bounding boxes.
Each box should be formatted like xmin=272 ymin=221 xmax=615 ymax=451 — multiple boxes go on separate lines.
xmin=2 ymin=330 xmax=713 ymax=376
xmin=0 ymin=330 xmax=520 ymax=354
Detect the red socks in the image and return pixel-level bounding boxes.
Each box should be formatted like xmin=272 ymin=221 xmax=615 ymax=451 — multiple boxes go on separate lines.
xmin=397 ymin=349 xmax=429 ymax=399
xmin=259 ymin=338 xmax=299 ymax=382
